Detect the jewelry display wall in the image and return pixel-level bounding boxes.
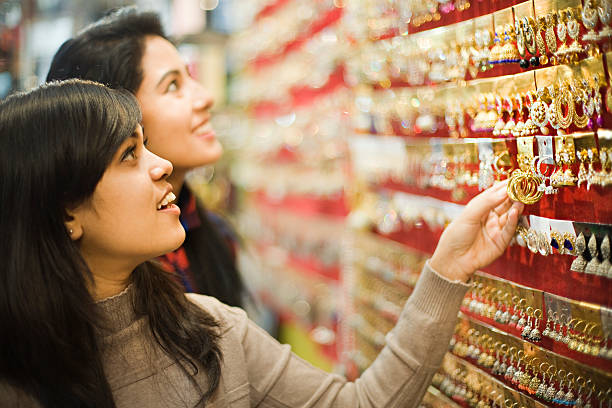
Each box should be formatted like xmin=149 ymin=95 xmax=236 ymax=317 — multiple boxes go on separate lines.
xmin=341 ymin=0 xmax=612 ymax=406
xmin=222 ymin=0 xmax=612 ymax=404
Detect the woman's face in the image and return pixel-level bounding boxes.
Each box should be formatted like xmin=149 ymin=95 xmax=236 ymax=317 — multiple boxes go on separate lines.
xmin=71 ymin=125 xmax=185 ymax=271
xmin=135 ymin=35 xmax=223 ymax=179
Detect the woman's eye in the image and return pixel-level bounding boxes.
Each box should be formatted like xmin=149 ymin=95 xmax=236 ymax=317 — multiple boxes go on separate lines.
xmin=167 ymin=80 xmax=178 ymax=92
xmin=121 ymin=146 xmax=137 ymax=162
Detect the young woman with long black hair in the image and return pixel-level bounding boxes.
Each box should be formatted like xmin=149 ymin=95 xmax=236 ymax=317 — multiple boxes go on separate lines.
xmin=0 ymin=79 xmax=522 ymax=407
xmin=46 ymin=7 xmax=246 ymax=307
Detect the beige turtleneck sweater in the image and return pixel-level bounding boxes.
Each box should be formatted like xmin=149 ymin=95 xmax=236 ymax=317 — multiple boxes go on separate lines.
xmin=1 ymin=263 xmax=469 ymax=407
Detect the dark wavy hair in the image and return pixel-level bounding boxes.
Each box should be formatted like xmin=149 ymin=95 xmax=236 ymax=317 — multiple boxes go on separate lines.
xmin=46 ymin=6 xmax=246 ymax=308
xmin=0 ymin=80 xmax=222 ymax=407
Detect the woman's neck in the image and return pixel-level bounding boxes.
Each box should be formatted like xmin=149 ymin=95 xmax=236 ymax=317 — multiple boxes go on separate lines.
xmin=92 ymin=274 xmax=131 ymax=300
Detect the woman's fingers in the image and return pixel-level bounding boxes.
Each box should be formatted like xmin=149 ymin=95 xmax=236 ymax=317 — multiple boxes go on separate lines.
xmin=498 ymin=201 xmax=524 ymax=244
xmin=493 ymin=197 xmax=512 ymax=218
xmin=464 ymin=180 xmax=510 ymax=222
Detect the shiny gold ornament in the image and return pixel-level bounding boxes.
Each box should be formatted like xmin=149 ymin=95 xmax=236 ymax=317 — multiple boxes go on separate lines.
xmin=544 ymin=14 xmax=558 ymax=54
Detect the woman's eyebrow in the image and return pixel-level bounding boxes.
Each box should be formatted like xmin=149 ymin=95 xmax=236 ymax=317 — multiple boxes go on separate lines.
xmin=156 ymin=69 xmax=180 ymax=88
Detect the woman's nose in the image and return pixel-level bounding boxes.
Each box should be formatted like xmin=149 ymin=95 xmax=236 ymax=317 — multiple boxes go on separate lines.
xmin=149 ymin=152 xmax=173 ymax=180
xmin=192 ymin=81 xmax=214 ymax=111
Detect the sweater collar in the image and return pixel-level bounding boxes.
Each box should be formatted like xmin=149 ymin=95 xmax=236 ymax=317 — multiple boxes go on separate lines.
xmin=95 ymin=284 xmax=137 ymax=335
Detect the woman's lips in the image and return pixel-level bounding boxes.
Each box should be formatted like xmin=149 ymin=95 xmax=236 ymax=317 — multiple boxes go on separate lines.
xmin=158 ymin=203 xmax=181 ymax=215
xmin=193 ymin=122 xmax=216 ymax=140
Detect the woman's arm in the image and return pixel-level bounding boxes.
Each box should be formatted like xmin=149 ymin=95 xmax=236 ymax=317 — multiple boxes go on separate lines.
xmin=189 ymin=181 xmax=523 ymax=407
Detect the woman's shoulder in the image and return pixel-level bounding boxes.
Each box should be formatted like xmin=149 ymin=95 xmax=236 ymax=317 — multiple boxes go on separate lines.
xmin=185 ymin=293 xmax=247 ymax=334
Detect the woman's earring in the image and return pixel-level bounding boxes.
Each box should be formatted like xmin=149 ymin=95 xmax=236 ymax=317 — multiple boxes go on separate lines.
xmin=69 ymin=229 xmax=73 ymax=235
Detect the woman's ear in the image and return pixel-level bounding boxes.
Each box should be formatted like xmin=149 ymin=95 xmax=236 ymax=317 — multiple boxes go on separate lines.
xmin=64 ymin=210 xmax=83 ymax=241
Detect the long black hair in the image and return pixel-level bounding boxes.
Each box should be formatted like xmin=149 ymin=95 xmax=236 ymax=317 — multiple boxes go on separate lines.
xmin=0 ymin=80 xmax=222 ymax=407
xmin=46 ymin=6 xmax=246 ymax=308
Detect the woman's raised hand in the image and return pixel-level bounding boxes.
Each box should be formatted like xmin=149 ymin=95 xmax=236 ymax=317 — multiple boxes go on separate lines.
xmin=429 ymin=180 xmax=524 ymax=282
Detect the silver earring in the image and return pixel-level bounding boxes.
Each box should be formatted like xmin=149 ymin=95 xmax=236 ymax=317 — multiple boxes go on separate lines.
xmin=69 ymin=229 xmax=73 ymax=235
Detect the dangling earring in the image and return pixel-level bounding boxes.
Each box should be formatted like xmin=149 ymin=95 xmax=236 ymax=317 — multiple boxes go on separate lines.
xmin=598 ymin=234 xmax=611 ymax=276
xmin=511 ymin=351 xmax=524 ymax=386
xmin=542 ymin=309 xmax=553 ymax=338
xmin=582 ymin=0 xmax=600 ymax=42
xmin=584 ymin=234 xmax=601 ymax=275
xmin=504 ymin=347 xmax=517 ymax=382
xmin=553 ymin=370 xmax=568 ymax=405
xmin=573 ymin=376 xmax=589 ymax=408
xmin=544 ymin=366 xmax=558 ymax=402
xmin=527 ymin=359 xmax=541 ymax=395
xmin=69 ymin=229 xmax=73 ymax=235
xmin=535 ymin=362 xmax=549 ymax=399
xmin=521 ymin=306 xmax=534 ymax=340
xmin=598 ymin=0 xmax=612 ymax=39
xmin=570 ymin=233 xmax=587 ymax=272
xmin=529 ymin=309 xmax=542 ymax=343
xmin=563 ymin=373 xmax=577 ymax=406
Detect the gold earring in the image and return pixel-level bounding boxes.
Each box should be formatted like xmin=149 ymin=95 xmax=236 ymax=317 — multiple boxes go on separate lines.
xmin=554 ymin=83 xmax=575 ymax=129
xmin=555 ymin=10 xmax=568 ymax=59
xmin=535 ymin=17 xmax=548 ymax=64
xmin=582 ymin=0 xmax=600 ymax=42
xmin=566 ymin=8 xmax=582 ymax=54
xmin=523 ymin=17 xmax=537 ymax=56
xmin=544 ymin=14 xmax=558 ymax=56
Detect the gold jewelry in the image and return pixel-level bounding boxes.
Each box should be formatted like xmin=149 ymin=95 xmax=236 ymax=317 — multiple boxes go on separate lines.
xmin=566 ymin=8 xmax=582 ymax=53
xmin=530 ymin=88 xmax=549 ymax=128
xmin=582 ymin=0 xmax=600 ymax=42
xmin=546 ymin=86 xmax=561 ymax=130
xmin=544 ymin=14 xmax=558 ymax=55
xmin=534 ymin=17 xmax=549 ymax=65
xmin=577 ymin=149 xmax=590 ymax=187
xmin=572 ymin=84 xmax=590 ymax=129
xmin=489 ymin=26 xmax=504 ymax=65
xmin=508 ymin=138 xmax=544 ymax=204
xmin=598 ymin=0 xmax=612 ymax=39
xmin=515 ymin=18 xmax=526 ymax=57
xmin=522 ymin=17 xmax=537 ymax=55
xmin=555 ymin=10 xmax=568 ymax=58
xmin=502 ymin=24 xmax=521 ymax=63
xmin=550 ymin=230 xmax=564 ymax=254
xmin=550 ymin=83 xmax=574 ymax=129
xmin=553 ymin=135 xmax=578 ymax=186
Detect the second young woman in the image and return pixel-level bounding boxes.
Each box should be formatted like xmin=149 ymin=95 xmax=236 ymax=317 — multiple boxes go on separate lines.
xmin=46 ymin=7 xmax=246 ymax=306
